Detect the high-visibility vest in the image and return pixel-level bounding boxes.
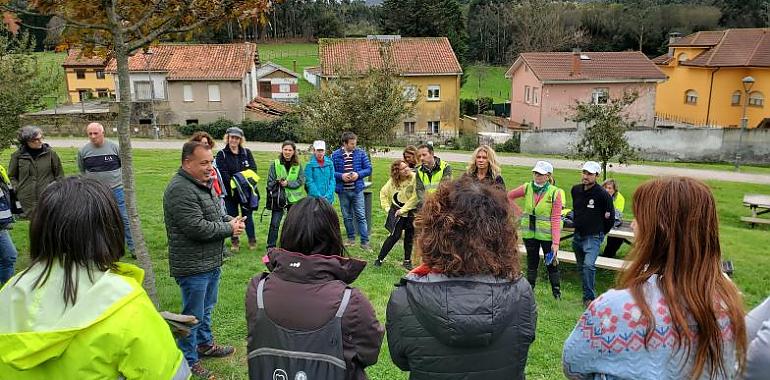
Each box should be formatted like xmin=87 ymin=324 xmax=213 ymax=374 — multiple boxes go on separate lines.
xmin=0 ymin=166 xmax=13 ymax=224
xmin=520 ymin=182 xmax=561 ymax=241
xmin=273 ymin=159 xmax=305 ymax=204
xmin=417 ymin=160 xmax=448 ymax=194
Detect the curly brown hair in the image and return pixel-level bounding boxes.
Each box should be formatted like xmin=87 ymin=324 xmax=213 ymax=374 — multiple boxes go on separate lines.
xmin=414 ymin=177 xmax=520 ymax=279
xmin=189 ymin=131 xmax=216 ymax=149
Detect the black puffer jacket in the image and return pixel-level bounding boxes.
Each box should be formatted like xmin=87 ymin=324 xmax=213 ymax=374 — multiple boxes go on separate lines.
xmin=386 ymin=273 xmax=536 ymax=380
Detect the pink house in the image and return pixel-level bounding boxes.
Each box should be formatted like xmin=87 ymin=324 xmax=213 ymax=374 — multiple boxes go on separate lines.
xmin=505 ymin=51 xmax=666 ymax=130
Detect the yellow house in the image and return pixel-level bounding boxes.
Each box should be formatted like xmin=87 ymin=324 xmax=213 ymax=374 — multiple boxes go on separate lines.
xmin=654 ymin=28 xmax=770 ymax=128
xmin=62 ymin=49 xmax=115 ymax=103
xmin=318 ymin=36 xmax=462 ymax=139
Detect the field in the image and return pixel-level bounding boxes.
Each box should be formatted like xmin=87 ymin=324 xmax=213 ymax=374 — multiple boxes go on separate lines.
xmin=2 ymin=147 xmax=769 ymax=379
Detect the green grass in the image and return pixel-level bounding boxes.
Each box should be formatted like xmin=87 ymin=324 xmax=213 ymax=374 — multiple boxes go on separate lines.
xmin=3 ymin=148 xmax=769 ymax=380
xmin=32 ymin=51 xmax=68 ymax=108
xmin=257 ymin=43 xmax=319 ymax=96
xmin=461 ymin=65 xmax=510 ymax=103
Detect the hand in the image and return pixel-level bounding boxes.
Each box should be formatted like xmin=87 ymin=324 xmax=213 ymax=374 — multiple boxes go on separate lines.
xmin=395 ymin=209 xmax=403 ymax=217
xmin=350 ymin=172 xmax=359 ymax=181
xmin=279 ymin=179 xmax=288 ymax=187
xmin=229 ymin=217 xmax=245 ymax=236
xmin=551 ymin=244 xmax=559 ymax=255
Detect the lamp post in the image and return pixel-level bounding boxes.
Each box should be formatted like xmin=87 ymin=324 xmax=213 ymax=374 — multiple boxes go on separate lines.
xmin=734 ymin=75 xmax=755 ymax=171
xmin=142 ymin=48 xmax=159 ymax=140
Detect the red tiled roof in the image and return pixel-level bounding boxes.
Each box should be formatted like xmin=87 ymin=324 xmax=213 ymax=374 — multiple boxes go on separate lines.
xmin=105 ymin=43 xmax=256 ymax=80
xmin=651 ymin=54 xmax=673 ymax=65
xmin=511 ymin=51 xmax=666 ymax=82
xmin=63 ymin=49 xmax=109 ymax=67
xmin=319 ymin=37 xmax=462 ymax=77
xmin=245 ymin=96 xmax=294 ymax=121
xmin=680 ymin=28 xmax=770 ymax=68
xmin=669 ymin=30 xmax=726 ymax=47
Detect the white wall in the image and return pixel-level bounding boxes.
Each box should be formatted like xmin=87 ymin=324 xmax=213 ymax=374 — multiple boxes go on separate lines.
xmin=114 ymin=72 xmax=167 ymax=101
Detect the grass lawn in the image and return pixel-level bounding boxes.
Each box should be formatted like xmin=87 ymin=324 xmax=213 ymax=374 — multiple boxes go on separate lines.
xmin=2 ymin=148 xmax=769 ymax=379
xmin=461 ymin=65 xmax=511 ymax=103
xmin=257 ymin=42 xmax=319 ymax=96
xmin=31 ymin=51 xmax=68 ymax=108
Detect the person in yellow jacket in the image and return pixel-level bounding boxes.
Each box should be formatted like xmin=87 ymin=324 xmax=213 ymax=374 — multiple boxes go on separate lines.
xmin=0 ymin=176 xmax=188 ymax=380
xmin=601 ymin=178 xmax=627 ymax=258
xmin=374 ymin=160 xmax=419 ymax=270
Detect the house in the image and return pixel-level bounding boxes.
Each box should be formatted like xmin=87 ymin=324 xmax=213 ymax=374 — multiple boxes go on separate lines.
xmin=255 ymin=62 xmax=299 ymax=103
xmin=62 ymin=49 xmax=115 ymax=103
xmin=654 ymin=28 xmax=770 ymax=128
xmin=318 ymin=35 xmax=463 ymax=139
xmin=506 ymin=51 xmax=666 ymax=130
xmin=245 ymin=96 xmax=294 ymax=121
xmin=105 ymin=43 xmax=258 ymax=126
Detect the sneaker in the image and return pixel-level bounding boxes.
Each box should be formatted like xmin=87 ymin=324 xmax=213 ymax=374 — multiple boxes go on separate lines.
xmin=231 ymin=243 xmax=240 ymax=252
xmin=373 ymin=259 xmax=383 ymax=267
xmin=402 ymin=260 xmax=413 ymax=270
xmin=190 ymin=361 xmax=215 ymax=379
xmin=553 ymin=292 xmax=562 ymax=301
xmin=248 ymin=241 xmax=257 ymax=250
xmin=197 ymin=343 xmax=235 ymax=358
xmin=344 ymin=239 xmax=356 ymax=247
xmin=360 ymin=243 xmax=373 ymax=252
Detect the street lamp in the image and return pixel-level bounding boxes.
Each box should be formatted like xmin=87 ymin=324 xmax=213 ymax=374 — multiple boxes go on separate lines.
xmin=142 ymin=48 xmax=159 ymax=140
xmin=734 ymin=75 xmax=755 ymax=171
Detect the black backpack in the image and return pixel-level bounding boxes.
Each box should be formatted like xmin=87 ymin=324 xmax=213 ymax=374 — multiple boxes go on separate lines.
xmin=265 ymin=182 xmax=288 ymax=211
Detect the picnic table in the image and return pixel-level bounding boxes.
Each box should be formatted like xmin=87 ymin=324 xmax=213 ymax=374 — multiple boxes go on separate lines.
xmin=741 ymin=194 xmax=770 ymax=228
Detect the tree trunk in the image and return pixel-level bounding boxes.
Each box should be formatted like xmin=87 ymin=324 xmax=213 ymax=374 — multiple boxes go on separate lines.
xmin=601 ymin=161 xmax=607 ymax=181
xmin=113 ymin=32 xmax=160 ymax=307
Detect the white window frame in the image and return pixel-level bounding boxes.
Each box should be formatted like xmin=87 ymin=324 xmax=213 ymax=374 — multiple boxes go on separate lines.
xmin=183 ymin=84 xmax=194 ymax=102
xmin=532 ymin=87 xmax=540 ymax=106
xmin=525 ymin=86 xmax=531 ymax=104
xmin=749 ymin=91 xmax=764 ymax=107
xmin=592 ymin=87 xmax=609 ymax=105
xmin=404 ymin=121 xmax=415 ymax=134
xmin=208 ymin=84 xmax=221 ymax=102
xmin=685 ymin=90 xmax=698 ymax=105
xmin=403 ymin=85 xmax=417 ymax=101
xmin=731 ymin=91 xmax=741 ymax=106
xmin=428 ymin=121 xmax=440 ymax=135
xmin=279 ymin=84 xmax=291 ymax=93
xmin=135 ymin=81 xmax=152 ymax=100
xmin=96 ymin=70 xmax=105 ymax=79
xmin=427 ymin=85 xmax=440 ymax=101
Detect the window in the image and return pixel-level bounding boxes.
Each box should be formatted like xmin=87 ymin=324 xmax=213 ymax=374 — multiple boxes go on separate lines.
xmin=532 ymin=87 xmax=540 ymax=105
xmin=427 ymin=85 xmax=440 ymax=101
xmin=402 ymin=85 xmax=417 ymax=101
xmin=592 ymin=87 xmax=609 ymax=105
xmin=525 ymin=86 xmax=531 ymax=104
xmin=279 ymin=84 xmax=291 ymax=93
xmin=427 ymin=121 xmax=440 ymax=135
xmin=186 ymin=119 xmax=199 ymax=125
xmin=732 ymin=91 xmax=742 ymax=106
xmin=749 ymin=91 xmax=764 ymax=107
xmin=403 ymin=121 xmax=415 ymax=134
xmin=77 ymin=89 xmax=91 ymax=101
xmin=75 ymin=69 xmax=86 ymax=79
xmin=685 ymin=89 xmax=698 ymax=105
xmin=677 ymin=53 xmax=688 ymax=64
xmin=96 ymin=88 xmax=109 ymax=98
xmin=96 ymin=70 xmax=105 ymax=79
xmin=208 ymin=84 xmax=221 ymax=102
xmin=183 ymin=84 xmax=193 ymax=102
xmin=139 ymin=119 xmax=152 ymax=125
xmin=135 ymin=81 xmax=152 ymax=100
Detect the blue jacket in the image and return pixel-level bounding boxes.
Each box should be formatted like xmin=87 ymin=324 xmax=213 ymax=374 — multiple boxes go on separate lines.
xmin=331 ymin=148 xmax=372 ymax=194
xmin=305 ymin=156 xmax=336 ymax=204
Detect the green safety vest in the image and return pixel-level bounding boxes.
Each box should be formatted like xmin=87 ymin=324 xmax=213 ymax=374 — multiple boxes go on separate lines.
xmin=520 ymin=182 xmax=561 ymax=241
xmin=417 ymin=160 xmax=448 ymax=194
xmin=274 ymin=159 xmax=305 ymax=204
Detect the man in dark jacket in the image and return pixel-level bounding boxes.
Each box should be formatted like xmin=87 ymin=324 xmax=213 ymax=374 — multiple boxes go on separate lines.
xmin=163 ymin=141 xmax=245 ymax=379
xmin=570 ymin=161 xmax=615 ymax=307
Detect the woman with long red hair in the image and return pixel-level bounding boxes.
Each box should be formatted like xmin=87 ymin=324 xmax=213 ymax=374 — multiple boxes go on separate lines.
xmin=563 ymin=176 xmax=746 ymax=379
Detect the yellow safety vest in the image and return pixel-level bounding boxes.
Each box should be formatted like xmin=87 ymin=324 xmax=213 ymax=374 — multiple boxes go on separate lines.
xmin=417 ymin=161 xmax=448 ymax=194
xmin=520 ymin=182 xmax=561 ymax=241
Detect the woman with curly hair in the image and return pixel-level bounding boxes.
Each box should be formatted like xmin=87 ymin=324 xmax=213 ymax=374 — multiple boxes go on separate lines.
xmin=385 ymin=177 xmax=536 ymax=380
xmin=374 ymin=160 xmax=418 ymax=269
xmin=563 ymin=177 xmax=747 ymax=380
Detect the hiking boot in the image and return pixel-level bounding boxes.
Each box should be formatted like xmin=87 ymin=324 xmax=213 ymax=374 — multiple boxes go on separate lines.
xmin=231 ymin=243 xmax=240 ymax=252
xmin=583 ymin=299 xmax=593 ymax=309
xmin=402 ymin=260 xmax=413 ymax=270
xmin=190 ymin=361 xmax=215 ymax=379
xmin=248 ymin=239 xmax=257 ymax=250
xmin=197 ymin=343 xmax=235 ymax=358
xmin=373 ymin=259 xmax=383 ymax=267
xmin=344 ymin=239 xmax=356 ymax=247
xmin=360 ymin=243 xmax=373 ymax=252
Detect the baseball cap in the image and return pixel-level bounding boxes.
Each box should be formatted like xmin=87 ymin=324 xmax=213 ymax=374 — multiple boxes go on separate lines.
xmin=313 ymin=140 xmax=326 ymax=151
xmin=226 ymin=127 xmax=244 ymax=138
xmin=531 ymin=160 xmax=553 ymax=175
xmin=582 ymin=161 xmax=601 ymax=174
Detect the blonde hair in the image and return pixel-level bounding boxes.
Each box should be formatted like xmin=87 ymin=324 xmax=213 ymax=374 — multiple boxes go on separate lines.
xmin=467 ymin=145 xmax=501 ymax=178
xmin=223 ymin=133 xmax=247 ymax=149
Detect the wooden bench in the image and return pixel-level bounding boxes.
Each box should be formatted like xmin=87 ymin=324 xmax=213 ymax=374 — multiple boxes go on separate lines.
xmin=518 ymin=244 xmax=629 ymax=271
xmin=742 ymin=194 xmax=770 ymax=228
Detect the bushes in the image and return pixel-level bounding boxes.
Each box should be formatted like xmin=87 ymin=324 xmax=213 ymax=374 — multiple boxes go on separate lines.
xmin=178 ymin=115 xmax=301 ymax=143
xmin=495 ymin=135 xmax=520 ymax=153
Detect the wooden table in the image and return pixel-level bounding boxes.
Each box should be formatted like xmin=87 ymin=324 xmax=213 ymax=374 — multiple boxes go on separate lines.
xmin=560 ymin=224 xmax=635 ymax=243
xmin=741 ymin=194 xmax=770 ymax=228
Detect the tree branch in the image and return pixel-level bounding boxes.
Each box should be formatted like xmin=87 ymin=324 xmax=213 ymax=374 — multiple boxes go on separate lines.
xmin=124 ymin=0 xmax=168 ymax=34
xmin=1 ymin=4 xmax=112 ymax=31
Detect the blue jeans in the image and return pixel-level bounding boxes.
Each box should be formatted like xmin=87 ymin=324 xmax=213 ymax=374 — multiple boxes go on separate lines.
xmin=0 ymin=229 xmax=17 ymax=286
xmin=224 ymin=198 xmax=255 ymax=243
xmin=572 ymin=231 xmax=605 ymax=302
xmin=112 ymin=187 xmax=134 ymax=252
xmin=267 ymin=204 xmax=292 ymax=249
xmin=338 ymin=190 xmax=368 ymax=244
xmin=175 ymin=267 xmax=221 ymax=365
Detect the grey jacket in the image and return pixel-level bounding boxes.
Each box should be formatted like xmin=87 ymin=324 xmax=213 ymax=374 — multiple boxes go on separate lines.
xmin=163 ymin=169 xmax=233 ymax=277
xmin=744 ymin=297 xmax=770 ymax=380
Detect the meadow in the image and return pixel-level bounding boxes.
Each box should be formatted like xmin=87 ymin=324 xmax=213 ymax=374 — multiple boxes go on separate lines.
xmin=2 ymin=147 xmax=769 ymax=379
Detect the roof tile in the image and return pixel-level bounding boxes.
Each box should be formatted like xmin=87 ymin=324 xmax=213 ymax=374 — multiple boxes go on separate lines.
xmin=680 ymin=28 xmax=770 ymax=68
xmin=514 ymin=51 xmax=665 ymax=82
xmin=62 ymin=49 xmax=109 ymax=67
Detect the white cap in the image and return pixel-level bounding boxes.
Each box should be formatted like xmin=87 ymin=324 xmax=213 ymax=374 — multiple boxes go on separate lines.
xmin=582 ymin=161 xmax=601 ymax=174
xmin=312 ymin=140 xmax=326 ymax=151
xmin=531 ymin=160 xmax=553 ymax=175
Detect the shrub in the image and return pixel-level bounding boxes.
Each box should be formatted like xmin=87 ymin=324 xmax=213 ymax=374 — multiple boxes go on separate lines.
xmin=177 ymin=115 xmax=302 ymax=143
xmin=496 ymin=135 xmax=520 ymax=153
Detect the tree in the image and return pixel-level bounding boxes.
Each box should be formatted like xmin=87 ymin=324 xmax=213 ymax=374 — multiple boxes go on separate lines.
xmin=569 ymin=92 xmax=639 ymax=180
xmin=1 ymin=0 xmax=274 ymax=306
xmin=381 ymin=0 xmax=467 ymax=62
xmin=298 ymin=67 xmax=418 ymax=149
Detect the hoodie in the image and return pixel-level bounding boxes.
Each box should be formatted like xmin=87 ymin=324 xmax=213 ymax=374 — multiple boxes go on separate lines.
xmin=386 ymin=271 xmax=536 ymax=380
xmin=0 ymin=262 xmax=188 ymax=380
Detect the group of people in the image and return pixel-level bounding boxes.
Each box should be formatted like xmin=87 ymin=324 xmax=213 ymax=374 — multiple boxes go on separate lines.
xmin=0 ymin=127 xmax=769 ymax=380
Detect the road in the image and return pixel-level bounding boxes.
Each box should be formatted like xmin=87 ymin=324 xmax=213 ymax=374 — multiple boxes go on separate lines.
xmin=47 ymin=138 xmax=770 ymax=185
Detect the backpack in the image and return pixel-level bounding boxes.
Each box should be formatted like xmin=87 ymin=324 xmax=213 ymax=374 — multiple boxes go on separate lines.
xmin=265 ymin=181 xmax=288 ymax=211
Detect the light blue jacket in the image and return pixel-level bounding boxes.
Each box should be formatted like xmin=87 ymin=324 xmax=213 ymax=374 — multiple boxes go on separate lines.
xmin=304 ymin=155 xmax=335 ymax=205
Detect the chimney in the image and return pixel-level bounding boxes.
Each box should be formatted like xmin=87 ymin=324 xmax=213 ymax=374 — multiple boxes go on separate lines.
xmin=571 ymin=48 xmax=581 ymax=77
xmin=668 ymin=32 xmax=682 ymax=55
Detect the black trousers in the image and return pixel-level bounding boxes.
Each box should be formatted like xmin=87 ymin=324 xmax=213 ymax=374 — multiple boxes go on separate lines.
xmin=602 ymin=236 xmax=628 ymax=258
xmin=523 ymin=238 xmax=561 ymax=296
xmin=377 ymin=214 xmax=414 ymax=262
xmin=267 ymin=204 xmax=292 ymax=249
